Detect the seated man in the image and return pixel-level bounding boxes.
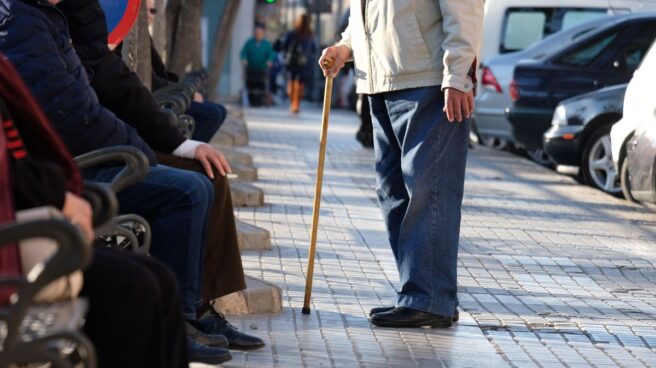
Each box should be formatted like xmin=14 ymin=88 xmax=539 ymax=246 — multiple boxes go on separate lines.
xmin=0 ymin=52 xmax=190 ymax=368
xmin=146 ymin=0 xmax=225 ymax=143
xmin=58 ymin=0 xmax=263 ymax=349
xmin=0 ymin=0 xmax=240 ymax=362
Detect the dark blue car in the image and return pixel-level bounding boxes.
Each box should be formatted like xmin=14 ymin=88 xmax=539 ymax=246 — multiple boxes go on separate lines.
xmin=507 ymin=13 xmax=656 ymax=153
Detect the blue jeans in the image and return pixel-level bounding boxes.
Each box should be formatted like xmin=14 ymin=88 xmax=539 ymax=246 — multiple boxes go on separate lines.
xmin=186 ymin=101 xmax=226 ymax=143
xmin=369 ymin=86 xmax=469 ymax=317
xmin=85 ymin=164 xmax=213 ymax=318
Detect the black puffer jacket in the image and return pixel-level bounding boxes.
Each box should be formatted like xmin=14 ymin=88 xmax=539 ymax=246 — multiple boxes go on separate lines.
xmin=58 ymin=0 xmax=186 ymax=154
xmin=0 ymin=0 xmax=156 ymax=163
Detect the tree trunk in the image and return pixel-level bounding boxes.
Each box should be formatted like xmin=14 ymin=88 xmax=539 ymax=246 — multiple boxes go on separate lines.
xmin=207 ymin=0 xmax=240 ymax=101
xmin=152 ymin=0 xmax=168 ymax=63
xmin=167 ymin=0 xmax=203 ymax=77
xmin=122 ymin=0 xmax=152 ymax=89
xmin=165 ymin=0 xmax=181 ymax=63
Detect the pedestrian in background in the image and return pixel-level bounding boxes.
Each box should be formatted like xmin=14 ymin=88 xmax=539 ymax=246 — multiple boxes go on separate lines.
xmin=282 ymin=14 xmax=316 ymax=114
xmin=240 ymin=23 xmax=275 ymax=107
xmin=320 ymin=0 xmax=484 ymax=328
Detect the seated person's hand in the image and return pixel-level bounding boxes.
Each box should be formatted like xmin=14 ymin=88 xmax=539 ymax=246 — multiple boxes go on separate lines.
xmin=318 ymin=45 xmax=351 ymax=78
xmin=62 ymin=192 xmax=95 ymax=244
xmin=193 ymin=92 xmax=204 ymax=103
xmin=194 ymin=143 xmax=232 ymax=179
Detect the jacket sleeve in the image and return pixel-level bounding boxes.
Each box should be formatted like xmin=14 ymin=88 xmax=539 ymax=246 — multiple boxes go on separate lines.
xmin=336 ymin=18 xmax=353 ymax=61
xmin=0 ymin=12 xmax=157 ymax=163
xmin=150 ymin=38 xmax=177 ymax=90
xmin=90 ymin=52 xmax=186 ymax=154
xmin=240 ymin=40 xmax=250 ymax=61
xmin=438 ymin=0 xmax=484 ymax=93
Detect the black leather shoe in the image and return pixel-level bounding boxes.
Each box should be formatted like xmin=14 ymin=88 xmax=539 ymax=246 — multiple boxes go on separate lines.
xmin=186 ymin=321 xmax=228 ymax=348
xmin=188 ymin=309 xmax=265 ymax=350
xmin=187 ymin=337 xmax=232 ymax=364
xmin=370 ymin=307 xmax=453 ymax=328
xmin=369 ymin=306 xmax=460 ymax=322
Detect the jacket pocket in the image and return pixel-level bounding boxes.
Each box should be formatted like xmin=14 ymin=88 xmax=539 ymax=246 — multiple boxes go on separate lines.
xmin=402 ymin=12 xmax=431 ymax=59
xmin=379 ymin=10 xmax=432 ymax=77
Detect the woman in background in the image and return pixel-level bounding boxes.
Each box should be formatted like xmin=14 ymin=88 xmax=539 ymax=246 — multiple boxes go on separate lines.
xmin=282 ymin=14 xmax=316 ymax=114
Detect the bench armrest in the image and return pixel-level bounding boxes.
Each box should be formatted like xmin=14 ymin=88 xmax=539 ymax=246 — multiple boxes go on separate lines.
xmin=0 ymin=219 xmax=90 ymax=345
xmin=81 ymin=182 xmax=118 ymax=228
xmin=75 ymin=146 xmax=150 ymax=193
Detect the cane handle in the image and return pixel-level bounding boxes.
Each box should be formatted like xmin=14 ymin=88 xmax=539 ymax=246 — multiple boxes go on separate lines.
xmin=323 ymin=57 xmax=335 ymax=70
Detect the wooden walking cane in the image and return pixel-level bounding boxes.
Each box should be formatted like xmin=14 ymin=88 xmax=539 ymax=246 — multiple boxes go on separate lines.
xmin=302 ymin=58 xmax=334 ymax=315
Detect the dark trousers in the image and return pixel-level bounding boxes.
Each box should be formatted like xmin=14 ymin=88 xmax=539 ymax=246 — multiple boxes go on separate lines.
xmin=186 ymin=101 xmax=226 ymax=143
xmin=156 ymin=153 xmax=247 ymax=300
xmin=81 ymin=248 xmax=188 ymax=368
xmin=85 ymin=165 xmax=212 ymax=317
xmin=246 ymin=69 xmax=268 ymax=106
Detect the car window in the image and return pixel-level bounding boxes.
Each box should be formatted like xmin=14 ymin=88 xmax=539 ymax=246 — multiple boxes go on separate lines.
xmin=503 ymin=11 xmax=546 ymax=52
xmin=617 ymin=24 xmax=656 ymax=72
xmin=501 ymin=7 xmax=609 ymax=54
xmin=556 ymin=31 xmax=620 ymax=67
xmin=562 ymin=10 xmax=609 ymax=30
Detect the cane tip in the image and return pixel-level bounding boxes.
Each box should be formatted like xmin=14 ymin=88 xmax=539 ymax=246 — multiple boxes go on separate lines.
xmin=301 ymin=307 xmax=311 ymax=315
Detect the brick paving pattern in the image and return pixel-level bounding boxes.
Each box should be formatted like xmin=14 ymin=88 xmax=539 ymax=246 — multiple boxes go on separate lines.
xmin=223 ymin=106 xmax=656 ymax=368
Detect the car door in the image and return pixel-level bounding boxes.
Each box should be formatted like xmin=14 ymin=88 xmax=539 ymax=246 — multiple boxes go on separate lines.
xmin=597 ymin=22 xmax=656 ymax=89
xmin=546 ymin=28 xmax=625 ymax=107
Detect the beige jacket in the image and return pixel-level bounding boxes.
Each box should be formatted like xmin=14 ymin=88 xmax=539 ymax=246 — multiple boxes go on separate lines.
xmin=338 ymin=0 xmax=484 ymax=95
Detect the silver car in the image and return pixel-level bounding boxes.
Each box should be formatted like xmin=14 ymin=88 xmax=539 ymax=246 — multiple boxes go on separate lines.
xmin=474 ymin=16 xmax=611 ymax=154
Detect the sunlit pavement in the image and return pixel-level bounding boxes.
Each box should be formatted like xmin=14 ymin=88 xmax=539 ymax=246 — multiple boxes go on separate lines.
xmin=219 ymin=105 xmax=656 ymax=367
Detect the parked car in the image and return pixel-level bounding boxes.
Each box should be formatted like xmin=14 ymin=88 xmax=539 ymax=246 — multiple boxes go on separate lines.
xmin=622 ymin=121 xmax=656 ymax=203
xmin=544 ymin=84 xmax=627 ymax=195
xmin=507 ymin=13 xmax=656 ymax=163
xmin=476 ymin=16 xmax=611 ymax=150
xmin=611 ymin=43 xmax=656 ymax=162
xmin=610 ymin=41 xmax=656 ymax=199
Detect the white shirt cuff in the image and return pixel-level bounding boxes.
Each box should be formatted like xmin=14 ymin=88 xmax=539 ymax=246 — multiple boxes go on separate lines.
xmin=172 ymin=140 xmax=203 ymax=159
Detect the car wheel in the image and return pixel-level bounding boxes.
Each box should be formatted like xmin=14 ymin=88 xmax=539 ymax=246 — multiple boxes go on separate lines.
xmin=581 ymin=126 xmax=621 ymax=195
xmin=526 ymin=148 xmax=553 ymax=166
xmin=480 ymin=135 xmax=508 ymax=150
xmin=620 ymin=158 xmax=637 ymax=202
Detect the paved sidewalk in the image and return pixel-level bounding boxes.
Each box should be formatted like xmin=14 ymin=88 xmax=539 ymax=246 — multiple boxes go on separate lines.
xmin=224 ymin=106 xmax=656 ymax=368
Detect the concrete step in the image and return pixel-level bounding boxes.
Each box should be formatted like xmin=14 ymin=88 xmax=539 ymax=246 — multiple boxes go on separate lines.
xmin=221 ymin=120 xmax=248 ymax=146
xmin=211 ymin=130 xmax=237 ymax=146
xmin=215 ymin=275 xmax=282 ymax=316
xmin=230 ymin=180 xmax=264 ymax=207
xmin=211 ymin=145 xmax=253 ymax=166
xmin=231 ymin=162 xmax=258 ymax=181
xmin=225 ymin=104 xmax=244 ymax=120
xmin=236 ymin=219 xmax=271 ymax=251
xmin=224 ymin=116 xmax=247 ymax=131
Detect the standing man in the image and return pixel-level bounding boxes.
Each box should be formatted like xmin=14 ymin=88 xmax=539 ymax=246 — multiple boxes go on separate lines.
xmin=319 ymin=1 xmax=483 ymax=328
xmin=240 ymin=23 xmax=276 ymax=107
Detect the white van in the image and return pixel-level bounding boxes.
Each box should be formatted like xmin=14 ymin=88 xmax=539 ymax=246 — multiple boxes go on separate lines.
xmin=481 ymin=0 xmax=656 ymax=62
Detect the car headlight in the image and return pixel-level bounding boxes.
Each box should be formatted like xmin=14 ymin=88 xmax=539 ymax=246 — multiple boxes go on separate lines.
xmin=551 ymin=105 xmax=567 ymax=127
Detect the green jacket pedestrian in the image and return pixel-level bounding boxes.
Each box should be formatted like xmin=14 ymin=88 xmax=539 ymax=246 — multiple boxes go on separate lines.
xmin=240 ymin=24 xmax=276 ymax=106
